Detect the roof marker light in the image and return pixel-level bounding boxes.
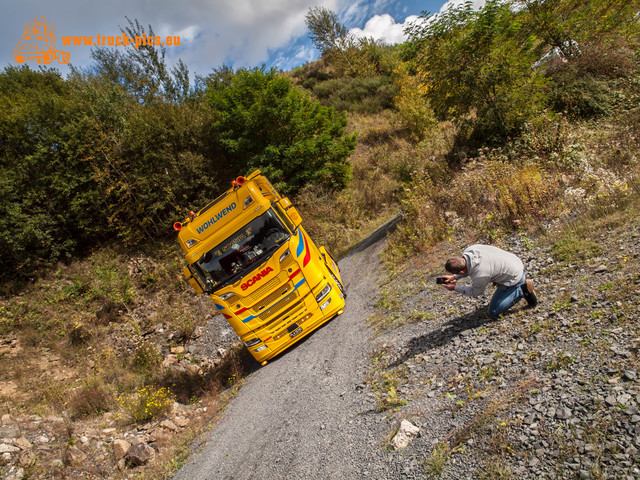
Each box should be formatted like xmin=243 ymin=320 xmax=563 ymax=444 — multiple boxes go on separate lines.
xmin=173 ymin=222 xmax=182 ymax=231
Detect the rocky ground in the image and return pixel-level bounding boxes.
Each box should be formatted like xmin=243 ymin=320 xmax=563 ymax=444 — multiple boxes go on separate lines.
xmin=0 ymin=294 xmax=243 ymax=479
xmin=2 ymin=208 xmax=639 ymax=480
xmin=368 ymin=211 xmax=640 ymax=479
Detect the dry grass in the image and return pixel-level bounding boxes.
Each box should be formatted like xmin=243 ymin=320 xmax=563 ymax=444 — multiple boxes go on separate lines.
xmin=380 ymin=106 xmax=640 ymax=266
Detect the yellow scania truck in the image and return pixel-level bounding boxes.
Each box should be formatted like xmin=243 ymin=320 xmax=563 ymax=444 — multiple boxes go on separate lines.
xmin=175 ymin=170 xmax=346 ymax=365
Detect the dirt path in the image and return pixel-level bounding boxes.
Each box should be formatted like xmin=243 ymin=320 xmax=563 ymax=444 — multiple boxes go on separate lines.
xmin=172 ymin=233 xmax=394 ymax=480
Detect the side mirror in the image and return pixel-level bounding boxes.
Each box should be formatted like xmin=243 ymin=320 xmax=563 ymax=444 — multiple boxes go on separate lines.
xmin=183 ymin=266 xmax=204 ymax=294
xmin=279 ymin=197 xmax=302 ymax=228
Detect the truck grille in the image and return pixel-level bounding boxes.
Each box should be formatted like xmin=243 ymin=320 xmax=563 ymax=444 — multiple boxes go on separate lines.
xmin=249 ymin=277 xmax=281 ymax=301
xmin=252 ymin=283 xmax=291 ymax=313
xmin=258 ymin=290 xmax=299 ymax=325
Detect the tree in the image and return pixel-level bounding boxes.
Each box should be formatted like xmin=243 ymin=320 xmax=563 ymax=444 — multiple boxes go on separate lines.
xmin=208 ymin=66 xmax=356 ymax=194
xmin=88 ymin=17 xmax=190 ymax=104
xmin=519 ymin=0 xmax=640 ymax=58
xmin=404 ymin=0 xmax=549 ymax=144
xmin=305 ymin=7 xmax=397 ymax=78
xmin=0 ymin=66 xmax=108 ymax=275
xmin=305 ymin=7 xmax=349 ymax=56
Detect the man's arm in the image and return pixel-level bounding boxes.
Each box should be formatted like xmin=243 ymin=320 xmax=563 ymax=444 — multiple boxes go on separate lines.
xmin=455 ymin=274 xmax=490 ymax=297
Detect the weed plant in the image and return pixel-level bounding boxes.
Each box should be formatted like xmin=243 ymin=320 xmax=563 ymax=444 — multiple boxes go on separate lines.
xmin=116 ymin=385 xmax=174 ymax=424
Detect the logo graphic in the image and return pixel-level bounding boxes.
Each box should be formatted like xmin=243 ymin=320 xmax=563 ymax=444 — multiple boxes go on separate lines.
xmin=241 ymin=266 xmax=274 ymax=291
xmin=13 ymin=17 xmax=70 ymax=65
xmin=196 ymin=203 xmax=237 ymax=234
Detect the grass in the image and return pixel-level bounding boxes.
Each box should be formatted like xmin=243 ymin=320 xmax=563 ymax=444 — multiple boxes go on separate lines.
xmin=0 ymin=240 xmax=259 ymax=479
xmin=550 ymin=235 xmax=604 ymax=263
xmin=368 ymin=347 xmax=409 ymax=412
xmin=425 ymin=443 xmax=451 ymax=478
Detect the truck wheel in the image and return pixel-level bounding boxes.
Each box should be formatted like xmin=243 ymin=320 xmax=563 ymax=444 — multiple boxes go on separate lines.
xmin=57 ymin=52 xmax=70 ymax=64
xmin=13 ymin=53 xmax=24 ymax=64
xmin=38 ymin=52 xmax=53 ymax=64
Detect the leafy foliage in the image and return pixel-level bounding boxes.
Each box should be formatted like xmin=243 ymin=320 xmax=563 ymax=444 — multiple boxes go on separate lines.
xmin=519 ymin=0 xmax=640 ymax=58
xmin=404 ymin=0 xmax=549 ymax=144
xmin=208 ymin=66 xmax=356 ymax=194
xmin=402 ymin=0 xmax=640 ymax=144
xmin=305 ymin=7 xmax=401 ymax=78
xmin=116 ymin=385 xmax=173 ymax=424
xmin=311 ymin=75 xmax=397 ymax=113
xmin=1 ymin=30 xmax=356 ymax=280
xmin=89 ymin=16 xmax=190 ymax=103
xmin=392 ymin=63 xmax=437 ymax=139
xmin=0 ymin=67 xmax=108 ymax=275
xmin=305 ymin=7 xmax=349 ymax=56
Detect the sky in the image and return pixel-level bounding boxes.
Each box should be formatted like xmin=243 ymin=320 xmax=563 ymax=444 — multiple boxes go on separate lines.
xmin=2 ymin=0 xmax=484 ymax=78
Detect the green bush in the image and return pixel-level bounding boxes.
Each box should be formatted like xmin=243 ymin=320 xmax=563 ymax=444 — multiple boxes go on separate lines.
xmin=312 ymin=76 xmax=397 ymax=113
xmin=547 ymin=41 xmax=639 ymax=118
xmin=208 ymin=66 xmax=356 ymax=194
xmin=132 ymin=341 xmax=162 ymax=377
xmin=403 ymin=0 xmax=549 ymax=145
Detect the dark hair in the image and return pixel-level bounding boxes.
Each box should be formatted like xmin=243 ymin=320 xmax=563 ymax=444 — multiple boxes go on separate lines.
xmin=445 ymin=256 xmax=466 ymax=274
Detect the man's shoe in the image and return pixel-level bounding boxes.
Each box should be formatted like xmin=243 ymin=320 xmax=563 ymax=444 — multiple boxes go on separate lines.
xmin=521 ymin=279 xmax=538 ymax=308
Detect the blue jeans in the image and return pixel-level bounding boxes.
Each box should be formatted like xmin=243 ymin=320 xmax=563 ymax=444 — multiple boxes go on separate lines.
xmin=488 ymin=272 xmax=526 ymax=318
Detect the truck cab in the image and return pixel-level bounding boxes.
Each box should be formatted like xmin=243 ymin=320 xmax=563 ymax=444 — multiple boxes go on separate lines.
xmin=175 ymin=170 xmax=346 ymax=365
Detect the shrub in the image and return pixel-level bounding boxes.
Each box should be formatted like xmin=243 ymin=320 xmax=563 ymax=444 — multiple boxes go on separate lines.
xmin=547 ymin=41 xmax=639 ymax=119
xmin=132 ymin=341 xmax=162 ymax=377
xmin=392 ymin=63 xmax=437 ymax=140
xmin=69 ymin=377 xmax=114 ymax=419
xmin=404 ymin=0 xmax=549 ymax=145
xmin=116 ymin=385 xmax=173 ymax=424
xmin=68 ymin=319 xmax=93 ymax=346
xmin=385 ymin=174 xmax=451 ymax=259
xmin=449 ymin=156 xmax=560 ymax=231
xmin=208 ymin=66 xmax=356 ymax=194
xmin=312 ymin=76 xmax=397 ymax=113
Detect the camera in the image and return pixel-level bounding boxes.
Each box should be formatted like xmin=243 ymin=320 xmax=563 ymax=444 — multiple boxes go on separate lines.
xmin=436 ymin=277 xmax=447 ymax=284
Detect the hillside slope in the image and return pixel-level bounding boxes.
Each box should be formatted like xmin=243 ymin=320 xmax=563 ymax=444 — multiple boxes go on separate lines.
xmin=167 ymin=207 xmax=640 ymax=479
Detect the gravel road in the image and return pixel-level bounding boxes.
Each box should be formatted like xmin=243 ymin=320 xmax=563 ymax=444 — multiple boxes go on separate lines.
xmin=172 ymin=231 xmax=395 ymax=480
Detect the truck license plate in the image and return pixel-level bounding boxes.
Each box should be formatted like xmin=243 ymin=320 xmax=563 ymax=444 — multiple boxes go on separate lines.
xmin=289 ymin=327 xmax=302 ymax=338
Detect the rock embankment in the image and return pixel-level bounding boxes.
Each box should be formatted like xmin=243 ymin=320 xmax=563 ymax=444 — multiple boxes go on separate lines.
xmin=368 ymin=215 xmax=640 ymax=479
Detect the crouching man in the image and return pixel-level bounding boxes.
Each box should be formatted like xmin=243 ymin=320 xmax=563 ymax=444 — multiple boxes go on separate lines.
xmin=442 ymin=244 xmax=538 ymax=318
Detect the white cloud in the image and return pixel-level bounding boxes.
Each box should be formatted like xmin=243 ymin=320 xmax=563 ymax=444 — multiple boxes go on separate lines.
xmin=349 ymin=14 xmax=421 ymax=45
xmin=2 ymin=0 xmax=347 ymax=75
xmin=3 ymin=0 xmax=491 ymax=77
xmin=271 ymin=42 xmax=317 ymax=71
xmin=439 ymin=0 xmax=486 ymax=13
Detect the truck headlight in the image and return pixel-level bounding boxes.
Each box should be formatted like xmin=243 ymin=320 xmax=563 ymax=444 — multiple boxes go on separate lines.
xmin=244 ymin=338 xmax=261 ymax=347
xmin=219 ymin=292 xmax=234 ymax=301
xmin=315 ymin=284 xmax=331 ymax=304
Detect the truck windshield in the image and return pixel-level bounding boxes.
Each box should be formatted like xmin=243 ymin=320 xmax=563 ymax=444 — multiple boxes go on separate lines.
xmin=192 ymin=209 xmax=290 ymax=291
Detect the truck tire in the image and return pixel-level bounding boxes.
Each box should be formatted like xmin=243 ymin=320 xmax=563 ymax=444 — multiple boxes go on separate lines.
xmin=38 ymin=52 xmax=53 ymax=64
xmin=57 ymin=52 xmax=70 ymax=64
